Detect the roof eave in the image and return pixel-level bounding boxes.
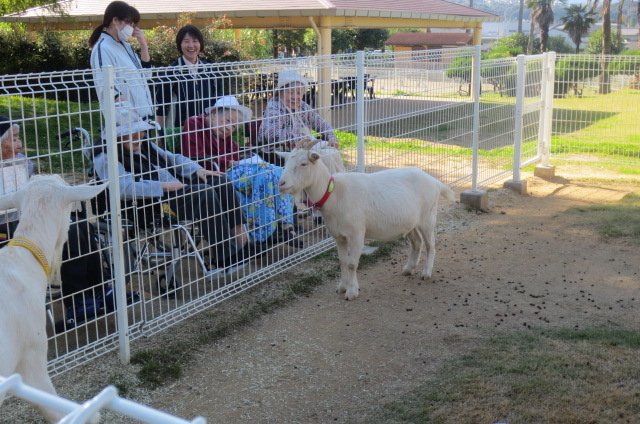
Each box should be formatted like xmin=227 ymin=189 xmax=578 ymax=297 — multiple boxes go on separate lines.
xmin=1 ymin=8 xmax=501 ymax=23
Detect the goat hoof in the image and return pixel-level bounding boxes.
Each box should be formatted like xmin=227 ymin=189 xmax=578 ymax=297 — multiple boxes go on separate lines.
xmin=345 ymin=290 xmax=359 ymax=301
xmin=401 ymin=268 xmax=413 ymax=276
xmin=420 ymin=273 xmax=431 ymax=280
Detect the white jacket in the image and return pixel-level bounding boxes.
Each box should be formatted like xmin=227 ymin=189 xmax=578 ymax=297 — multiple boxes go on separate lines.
xmin=90 ymin=32 xmax=154 ymax=119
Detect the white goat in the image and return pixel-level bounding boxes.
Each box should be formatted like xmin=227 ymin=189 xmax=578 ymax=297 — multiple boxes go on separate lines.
xmin=278 ymin=140 xmax=455 ymax=300
xmin=0 ymin=175 xmax=106 ymax=423
xmin=310 ymin=141 xmax=345 ymax=175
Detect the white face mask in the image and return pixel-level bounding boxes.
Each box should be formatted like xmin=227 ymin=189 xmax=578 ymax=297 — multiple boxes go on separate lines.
xmin=117 ymin=21 xmax=134 ymax=41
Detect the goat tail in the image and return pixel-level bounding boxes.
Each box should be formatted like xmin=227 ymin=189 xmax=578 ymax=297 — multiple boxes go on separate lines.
xmin=439 ymin=181 xmax=456 ymax=201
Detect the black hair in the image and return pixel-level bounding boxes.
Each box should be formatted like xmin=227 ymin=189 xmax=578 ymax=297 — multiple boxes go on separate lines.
xmin=0 ymin=116 xmax=12 ymax=139
xmin=176 ymin=25 xmax=205 ymax=56
xmin=89 ymin=1 xmax=141 ymax=47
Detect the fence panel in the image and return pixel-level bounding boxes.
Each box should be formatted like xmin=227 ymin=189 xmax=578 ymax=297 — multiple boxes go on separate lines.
xmin=552 ymin=53 xmax=640 ymax=169
xmin=0 ymin=49 xmax=541 ymax=378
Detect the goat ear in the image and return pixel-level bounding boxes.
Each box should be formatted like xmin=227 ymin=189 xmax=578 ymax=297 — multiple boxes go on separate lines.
xmin=308 ymin=152 xmax=321 ymax=163
xmin=63 ymin=182 xmax=109 ymax=203
xmin=0 ymin=191 xmax=20 ymax=211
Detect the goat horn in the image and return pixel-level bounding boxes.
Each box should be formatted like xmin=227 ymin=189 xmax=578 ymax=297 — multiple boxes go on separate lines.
xmin=294 ymin=136 xmax=314 ymax=150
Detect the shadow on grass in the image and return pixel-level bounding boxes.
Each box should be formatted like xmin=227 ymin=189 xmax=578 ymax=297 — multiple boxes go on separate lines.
xmin=552 ymin=108 xmax=618 ymax=135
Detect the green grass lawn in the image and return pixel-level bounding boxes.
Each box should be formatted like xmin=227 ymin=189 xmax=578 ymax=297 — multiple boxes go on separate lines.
xmin=551 ymin=89 xmax=640 ymax=172
xmin=0 ymin=94 xmax=102 ymax=175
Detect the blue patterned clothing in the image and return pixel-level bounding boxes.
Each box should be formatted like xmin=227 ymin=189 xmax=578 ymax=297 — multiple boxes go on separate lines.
xmin=227 ymin=162 xmax=294 ymax=242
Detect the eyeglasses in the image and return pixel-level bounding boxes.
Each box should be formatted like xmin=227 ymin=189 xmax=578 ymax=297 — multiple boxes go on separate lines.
xmin=120 ymin=18 xmax=136 ymax=27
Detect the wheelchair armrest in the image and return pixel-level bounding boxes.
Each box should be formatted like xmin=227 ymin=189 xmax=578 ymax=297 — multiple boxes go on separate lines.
xmin=191 ymin=156 xmax=220 ymax=171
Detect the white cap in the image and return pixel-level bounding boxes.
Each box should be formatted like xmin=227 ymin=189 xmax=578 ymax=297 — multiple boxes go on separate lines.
xmin=204 ymin=96 xmax=253 ymax=123
xmin=276 ymin=69 xmax=308 ymax=90
xmin=102 ymin=101 xmax=156 ymax=139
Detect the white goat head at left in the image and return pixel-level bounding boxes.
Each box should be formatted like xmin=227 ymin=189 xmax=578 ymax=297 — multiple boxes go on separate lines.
xmin=0 ymin=174 xmax=107 ymax=423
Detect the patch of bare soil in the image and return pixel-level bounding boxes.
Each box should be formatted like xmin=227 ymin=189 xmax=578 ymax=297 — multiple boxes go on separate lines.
xmin=4 ymin=170 xmax=640 ymax=423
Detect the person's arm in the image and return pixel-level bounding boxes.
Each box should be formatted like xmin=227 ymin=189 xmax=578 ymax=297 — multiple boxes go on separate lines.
xmin=303 ymin=103 xmax=339 ymax=147
xmin=181 ymin=117 xmax=217 ymax=171
xmin=215 ymin=137 xmax=240 ymax=172
xmin=154 ymin=69 xmax=173 ymax=126
xmin=93 ymin=152 xmax=164 ymax=199
xmin=132 ymin=27 xmax=150 ymax=63
xmin=90 ymin=39 xmax=125 ymax=103
xmin=257 ymin=101 xmax=299 ymax=150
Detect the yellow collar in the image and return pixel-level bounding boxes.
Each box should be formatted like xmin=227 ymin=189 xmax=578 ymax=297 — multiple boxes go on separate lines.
xmin=8 ymin=237 xmax=50 ymax=276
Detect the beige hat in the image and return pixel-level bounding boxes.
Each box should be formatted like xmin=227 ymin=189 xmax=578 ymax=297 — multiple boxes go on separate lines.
xmin=276 ymin=70 xmax=308 ymax=90
xmin=204 ymin=96 xmax=253 ymax=123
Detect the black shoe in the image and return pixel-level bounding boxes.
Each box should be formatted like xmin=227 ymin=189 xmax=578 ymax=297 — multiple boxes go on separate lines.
xmin=214 ymin=242 xmax=265 ymax=268
xmin=278 ymin=225 xmax=304 ymax=248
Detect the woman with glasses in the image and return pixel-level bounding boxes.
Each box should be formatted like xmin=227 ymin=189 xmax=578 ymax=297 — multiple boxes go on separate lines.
xmin=89 ymin=1 xmax=155 ymax=121
xmin=257 ymin=69 xmax=339 ymax=167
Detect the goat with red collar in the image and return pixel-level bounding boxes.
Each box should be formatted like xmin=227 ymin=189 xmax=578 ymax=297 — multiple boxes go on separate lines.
xmin=278 ymin=139 xmax=455 ymax=301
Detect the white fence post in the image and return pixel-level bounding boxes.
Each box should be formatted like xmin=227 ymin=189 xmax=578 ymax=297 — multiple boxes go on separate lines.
xmin=512 ymin=55 xmax=526 ymax=182
xmin=101 ymin=66 xmax=131 ymax=365
xmin=356 ymin=50 xmax=365 ymax=173
xmin=540 ymin=51 xmax=556 ymax=167
xmin=471 ymin=45 xmax=482 ymax=191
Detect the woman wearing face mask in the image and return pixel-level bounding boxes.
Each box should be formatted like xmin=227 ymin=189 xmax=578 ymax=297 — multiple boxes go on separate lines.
xmin=89 ymin=1 xmax=155 ymax=120
xmin=155 ymin=25 xmax=226 ymax=135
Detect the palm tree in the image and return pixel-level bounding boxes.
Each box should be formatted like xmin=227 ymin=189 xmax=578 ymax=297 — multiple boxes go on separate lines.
xmin=560 ymin=4 xmax=596 ymax=53
xmin=600 ymin=0 xmax=612 ymax=94
xmin=529 ymin=0 xmax=556 ymax=52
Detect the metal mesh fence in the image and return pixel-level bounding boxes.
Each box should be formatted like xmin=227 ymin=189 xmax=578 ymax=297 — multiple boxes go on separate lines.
xmin=552 ymin=53 xmax=640 ymax=168
xmin=0 ymin=48 xmax=545 ymax=376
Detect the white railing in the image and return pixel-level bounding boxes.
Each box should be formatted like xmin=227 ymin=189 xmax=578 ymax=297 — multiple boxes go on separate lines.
xmin=0 ymin=49 xmax=551 ymax=381
xmin=0 ymin=374 xmax=206 ymax=423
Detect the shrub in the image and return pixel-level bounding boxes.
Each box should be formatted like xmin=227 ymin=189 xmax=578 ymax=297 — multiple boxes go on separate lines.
xmin=584 ymin=28 xmax=624 ymax=55
xmin=554 ymin=55 xmax=601 ymax=97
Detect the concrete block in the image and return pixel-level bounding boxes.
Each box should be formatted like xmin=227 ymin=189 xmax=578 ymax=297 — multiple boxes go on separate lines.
xmin=460 ymin=189 xmax=488 ymax=211
xmin=504 ymin=179 xmax=528 ymax=195
xmin=534 ymin=164 xmax=556 ymax=179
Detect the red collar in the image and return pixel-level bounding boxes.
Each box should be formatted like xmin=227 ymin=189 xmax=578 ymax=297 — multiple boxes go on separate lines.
xmin=307 ymin=177 xmax=335 ymax=210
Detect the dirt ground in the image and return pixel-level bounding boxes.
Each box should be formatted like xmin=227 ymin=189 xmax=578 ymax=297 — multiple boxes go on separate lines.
xmin=4 ymin=168 xmax=640 ymax=423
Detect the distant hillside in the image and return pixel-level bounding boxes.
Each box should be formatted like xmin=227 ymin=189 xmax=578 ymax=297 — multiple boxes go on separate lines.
xmin=447 ymin=0 xmax=639 ymax=24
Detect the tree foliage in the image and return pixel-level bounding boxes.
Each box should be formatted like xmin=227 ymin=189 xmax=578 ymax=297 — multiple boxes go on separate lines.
xmin=554 ymin=55 xmax=601 ymax=96
xmin=0 ymin=0 xmax=60 ymax=15
xmin=584 ymin=28 xmax=624 ymax=54
xmin=560 ymin=4 xmax=596 ymax=53
xmin=547 ymin=35 xmax=574 ymax=53
xmin=528 ymin=0 xmax=556 ymax=52
xmin=330 ymin=29 xmax=389 ymax=53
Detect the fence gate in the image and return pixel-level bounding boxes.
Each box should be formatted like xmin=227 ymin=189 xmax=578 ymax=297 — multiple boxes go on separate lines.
xmin=473 ymin=51 xmax=554 ymax=188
